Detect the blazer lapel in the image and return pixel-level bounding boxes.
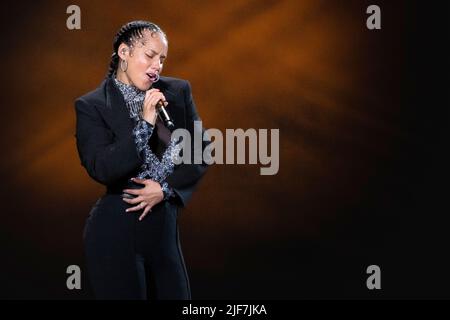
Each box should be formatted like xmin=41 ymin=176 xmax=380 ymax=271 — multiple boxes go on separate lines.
xmin=101 ymin=77 xmax=135 ymax=139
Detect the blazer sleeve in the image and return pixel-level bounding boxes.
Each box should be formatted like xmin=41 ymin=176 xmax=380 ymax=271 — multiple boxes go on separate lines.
xmin=163 ymin=81 xmax=211 ymax=208
xmin=74 ymin=97 xmax=143 ymax=185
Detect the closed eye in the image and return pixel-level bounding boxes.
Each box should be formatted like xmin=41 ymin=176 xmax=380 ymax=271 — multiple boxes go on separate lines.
xmin=146 ymin=51 xmax=166 ymax=63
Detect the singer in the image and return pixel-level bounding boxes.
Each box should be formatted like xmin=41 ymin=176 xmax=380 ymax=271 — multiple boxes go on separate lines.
xmin=74 ymin=20 xmax=210 ymax=299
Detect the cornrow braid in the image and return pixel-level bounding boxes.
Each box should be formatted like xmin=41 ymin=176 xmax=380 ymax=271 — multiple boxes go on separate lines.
xmin=107 ymin=20 xmax=167 ymax=77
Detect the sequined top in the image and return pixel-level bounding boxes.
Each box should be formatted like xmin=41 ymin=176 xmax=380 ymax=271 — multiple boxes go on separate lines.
xmin=114 ymin=78 xmax=182 ymax=200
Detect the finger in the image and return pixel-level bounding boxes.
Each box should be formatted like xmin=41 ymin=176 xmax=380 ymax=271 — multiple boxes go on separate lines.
xmin=126 ymin=202 xmax=146 ymax=213
xmin=139 ymin=206 xmax=152 ymax=221
xmin=123 ymin=195 xmax=144 ymax=205
xmin=148 ymin=92 xmax=166 ymax=103
xmin=148 ymin=95 xmax=165 ymax=108
xmin=157 ymin=93 xmax=167 ymax=103
xmin=144 ymin=90 xmax=160 ymax=103
xmin=131 ymin=177 xmax=146 ymax=185
xmin=147 ymin=89 xmax=163 ymax=97
xmin=158 ymin=98 xmax=168 ymax=107
xmin=122 ymin=188 xmax=142 ymax=195
xmin=145 ymin=88 xmax=160 ymax=95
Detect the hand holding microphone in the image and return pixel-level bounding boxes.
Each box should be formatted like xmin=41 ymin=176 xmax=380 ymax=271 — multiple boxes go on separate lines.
xmin=142 ymin=88 xmax=168 ymax=126
xmin=142 ymin=88 xmax=175 ymax=130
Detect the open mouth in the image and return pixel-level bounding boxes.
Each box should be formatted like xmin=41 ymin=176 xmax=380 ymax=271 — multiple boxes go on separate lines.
xmin=147 ymin=72 xmax=158 ymax=82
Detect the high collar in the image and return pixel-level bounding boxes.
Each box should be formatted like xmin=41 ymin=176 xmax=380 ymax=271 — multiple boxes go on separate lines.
xmin=113 ymin=78 xmax=146 ymax=104
xmin=113 ymin=78 xmax=145 ymax=119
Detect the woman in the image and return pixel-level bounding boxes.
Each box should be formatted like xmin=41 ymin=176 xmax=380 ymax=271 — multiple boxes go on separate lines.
xmin=74 ymin=20 xmax=209 ymax=299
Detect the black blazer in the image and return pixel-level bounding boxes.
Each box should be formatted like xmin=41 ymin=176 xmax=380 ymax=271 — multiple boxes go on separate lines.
xmin=74 ymin=75 xmax=209 ymax=207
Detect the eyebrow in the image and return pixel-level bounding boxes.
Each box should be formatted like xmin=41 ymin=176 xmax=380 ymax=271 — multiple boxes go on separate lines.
xmin=148 ymin=49 xmax=166 ymax=59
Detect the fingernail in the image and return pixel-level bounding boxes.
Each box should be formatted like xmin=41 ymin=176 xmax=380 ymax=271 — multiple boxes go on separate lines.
xmin=125 ymin=209 xmax=129 ymax=212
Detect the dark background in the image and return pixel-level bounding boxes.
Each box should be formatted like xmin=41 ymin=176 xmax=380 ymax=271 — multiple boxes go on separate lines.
xmin=0 ymin=0 xmax=448 ymax=299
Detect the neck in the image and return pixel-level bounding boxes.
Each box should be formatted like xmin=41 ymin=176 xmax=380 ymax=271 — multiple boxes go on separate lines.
xmin=115 ymin=69 xmax=132 ymax=86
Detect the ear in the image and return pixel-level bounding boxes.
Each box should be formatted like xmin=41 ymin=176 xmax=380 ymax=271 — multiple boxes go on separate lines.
xmin=117 ymin=43 xmax=130 ymax=60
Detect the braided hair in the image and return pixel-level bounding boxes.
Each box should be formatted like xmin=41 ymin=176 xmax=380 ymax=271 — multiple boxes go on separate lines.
xmin=107 ymin=20 xmax=167 ymax=77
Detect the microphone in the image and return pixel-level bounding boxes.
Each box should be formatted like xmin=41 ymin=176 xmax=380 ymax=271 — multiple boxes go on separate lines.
xmin=156 ymin=100 xmax=175 ymax=130
xmin=150 ymin=73 xmax=175 ymax=130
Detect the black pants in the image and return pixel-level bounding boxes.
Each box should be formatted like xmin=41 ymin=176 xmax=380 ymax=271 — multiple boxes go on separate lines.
xmin=134 ymin=252 xmax=190 ymax=300
xmin=133 ymin=224 xmax=191 ymax=300
xmin=84 ymin=194 xmax=191 ymax=300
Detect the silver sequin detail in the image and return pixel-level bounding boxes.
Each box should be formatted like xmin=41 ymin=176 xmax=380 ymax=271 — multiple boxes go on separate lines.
xmin=113 ymin=78 xmax=145 ymax=120
xmin=114 ymin=78 xmax=181 ymax=200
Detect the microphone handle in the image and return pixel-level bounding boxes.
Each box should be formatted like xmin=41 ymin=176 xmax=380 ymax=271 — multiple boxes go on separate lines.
xmin=156 ymin=100 xmax=175 ymax=129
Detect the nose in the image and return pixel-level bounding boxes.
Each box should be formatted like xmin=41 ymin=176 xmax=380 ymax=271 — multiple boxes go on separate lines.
xmin=150 ymin=59 xmax=162 ymax=73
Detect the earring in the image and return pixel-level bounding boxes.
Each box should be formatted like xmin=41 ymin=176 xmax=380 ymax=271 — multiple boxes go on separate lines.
xmin=120 ymin=59 xmax=128 ymax=72
xmin=153 ymin=73 xmax=160 ymax=82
